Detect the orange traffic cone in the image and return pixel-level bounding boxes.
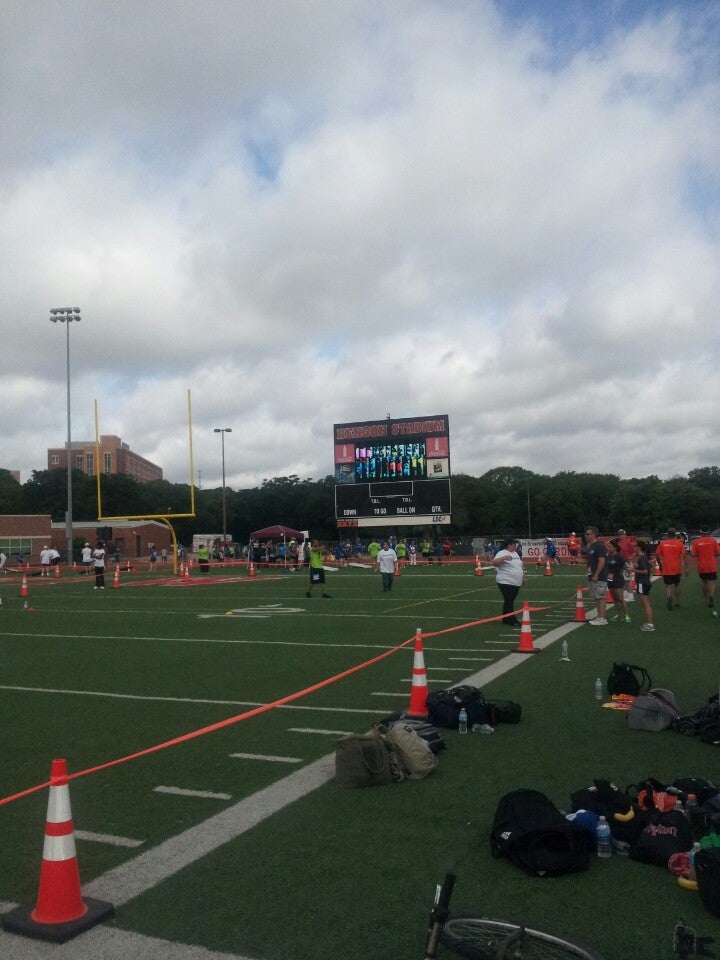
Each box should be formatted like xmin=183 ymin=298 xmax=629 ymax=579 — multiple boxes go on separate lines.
xmin=54 ymin=564 xmax=60 ymax=579
xmin=574 ymin=585 xmax=586 ymax=623
xmin=406 ymin=629 xmax=429 ymax=718
xmin=248 ymin=561 xmax=256 ymax=577
xmin=605 ymin=586 xmax=614 ymax=604
xmin=2 ymin=759 xmax=113 ymax=942
xmin=21 ymin=574 xmax=28 ymax=597
xmin=545 ymin=559 xmax=552 ymax=576
xmin=72 ymin=561 xmax=77 ymax=573
xmin=112 ymin=566 xmax=120 ymax=589
xmin=475 ymin=555 xmax=483 ymax=576
xmin=184 ymin=563 xmax=190 ymax=582
xmin=653 ymin=559 xmax=661 ymax=576
xmin=517 ymin=602 xmax=538 ymax=653
xmin=394 ymin=564 xmax=400 ymax=577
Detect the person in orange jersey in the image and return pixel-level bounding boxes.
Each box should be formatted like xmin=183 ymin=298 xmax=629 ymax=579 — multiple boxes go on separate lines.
xmin=690 ymin=528 xmax=720 ymax=610
xmin=655 ymin=527 xmax=688 ymax=611
xmin=566 ymin=532 xmax=580 ymax=563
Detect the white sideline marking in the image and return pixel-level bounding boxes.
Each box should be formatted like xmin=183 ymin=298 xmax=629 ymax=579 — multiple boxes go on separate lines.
xmin=288 ymin=727 xmax=352 ymax=736
xmin=0 ymin=923 xmax=254 ymax=959
xmin=230 ymin=752 xmax=302 ymax=763
xmin=154 ymin=786 xmax=232 ymax=800
xmin=372 ymin=691 xmax=412 ymax=697
xmin=84 ymin=755 xmax=335 ymax=907
xmin=75 ymin=829 xmax=143 ymax=848
xmin=0 ymin=901 xmax=17 ymax=914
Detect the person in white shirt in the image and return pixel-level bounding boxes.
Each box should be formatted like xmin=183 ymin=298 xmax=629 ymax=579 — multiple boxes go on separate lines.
xmin=0 ymin=550 xmax=6 ymax=573
xmin=491 ymin=537 xmax=525 ymax=628
xmin=376 ymin=540 xmax=398 ymax=593
xmin=81 ymin=542 xmax=92 ymax=575
xmin=93 ymin=542 xmax=106 ymax=589
xmin=40 ymin=546 xmax=53 ymax=576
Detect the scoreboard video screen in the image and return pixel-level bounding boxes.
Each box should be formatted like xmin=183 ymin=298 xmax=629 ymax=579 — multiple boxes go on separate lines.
xmin=334 ymin=415 xmax=451 ymax=527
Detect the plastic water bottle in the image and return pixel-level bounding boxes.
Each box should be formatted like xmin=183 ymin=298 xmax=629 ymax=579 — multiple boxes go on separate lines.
xmin=596 ymin=816 xmax=612 ymax=858
xmin=686 ymin=794 xmax=704 ymax=841
xmin=560 ymin=639 xmax=569 ymax=661
xmin=458 ymin=707 xmax=468 ymax=734
xmin=595 ymin=678 xmax=603 ymax=701
xmin=688 ymin=842 xmax=701 ymax=882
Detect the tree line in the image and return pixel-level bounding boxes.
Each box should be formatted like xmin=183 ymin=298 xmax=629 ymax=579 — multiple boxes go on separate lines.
xmin=1 ymin=465 xmax=719 ymax=545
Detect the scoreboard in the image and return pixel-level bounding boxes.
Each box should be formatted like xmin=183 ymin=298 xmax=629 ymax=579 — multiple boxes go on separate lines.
xmin=333 ymin=415 xmax=451 ymax=527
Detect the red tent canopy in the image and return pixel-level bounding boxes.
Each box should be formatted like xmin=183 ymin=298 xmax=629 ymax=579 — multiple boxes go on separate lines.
xmin=249 ymin=524 xmax=304 ymax=541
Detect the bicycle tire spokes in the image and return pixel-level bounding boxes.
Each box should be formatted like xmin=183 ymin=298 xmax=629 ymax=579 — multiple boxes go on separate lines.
xmin=441 ymin=918 xmax=601 ymax=960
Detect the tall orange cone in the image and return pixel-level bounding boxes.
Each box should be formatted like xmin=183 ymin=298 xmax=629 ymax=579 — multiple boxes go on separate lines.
xmin=21 ymin=574 xmax=28 ymax=597
xmin=544 ymin=558 xmax=552 ymax=576
xmin=394 ymin=563 xmax=400 ymax=577
xmin=2 ymin=759 xmax=113 ymax=943
xmin=112 ymin=565 xmax=120 ymax=589
xmin=517 ymin=602 xmax=538 ymax=653
xmin=574 ymin=585 xmax=587 ymax=623
xmin=475 ymin=555 xmax=483 ymax=576
xmin=248 ymin=561 xmax=256 ymax=577
xmin=654 ymin=558 xmax=661 ymax=576
xmin=184 ymin=563 xmax=190 ymax=582
xmin=406 ymin=629 xmax=429 ymax=718
xmin=54 ymin=564 xmax=60 ymax=579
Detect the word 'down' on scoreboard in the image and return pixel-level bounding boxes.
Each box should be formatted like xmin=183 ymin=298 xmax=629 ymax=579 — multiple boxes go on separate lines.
xmin=334 ymin=415 xmax=451 ymax=527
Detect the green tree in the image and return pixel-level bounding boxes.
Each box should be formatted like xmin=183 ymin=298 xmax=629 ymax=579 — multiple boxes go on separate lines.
xmin=0 ymin=469 xmax=23 ymax=513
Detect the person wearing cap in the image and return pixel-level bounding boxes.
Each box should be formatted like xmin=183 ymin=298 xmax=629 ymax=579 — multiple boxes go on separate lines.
xmin=491 ymin=537 xmax=525 ymax=627
xmin=690 ymin=528 xmax=720 ymax=610
xmin=81 ymin=541 xmax=93 ymax=575
xmin=39 ymin=545 xmax=53 ymax=576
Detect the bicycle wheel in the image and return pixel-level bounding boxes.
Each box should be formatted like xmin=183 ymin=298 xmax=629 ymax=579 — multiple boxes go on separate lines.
xmin=440 ymin=918 xmax=602 ymax=960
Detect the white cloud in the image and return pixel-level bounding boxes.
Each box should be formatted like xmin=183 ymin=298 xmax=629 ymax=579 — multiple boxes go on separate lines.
xmin=0 ymin=0 xmax=718 ymax=491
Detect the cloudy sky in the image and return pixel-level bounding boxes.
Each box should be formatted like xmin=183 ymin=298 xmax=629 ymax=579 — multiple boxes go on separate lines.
xmin=2 ymin=0 xmax=718 ymax=491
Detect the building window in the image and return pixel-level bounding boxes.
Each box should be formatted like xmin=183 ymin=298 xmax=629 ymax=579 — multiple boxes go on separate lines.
xmin=51 ymin=455 xmax=59 ymax=465
xmin=103 ymin=453 xmax=112 ymax=474
xmin=86 ymin=453 xmax=94 ymax=475
xmin=75 ymin=455 xmax=83 ymax=470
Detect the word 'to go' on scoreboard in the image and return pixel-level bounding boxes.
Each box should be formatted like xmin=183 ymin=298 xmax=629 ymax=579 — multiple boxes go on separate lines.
xmin=333 ymin=415 xmax=451 ymax=527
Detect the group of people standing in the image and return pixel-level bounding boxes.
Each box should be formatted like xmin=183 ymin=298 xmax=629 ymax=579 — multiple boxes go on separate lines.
xmin=491 ymin=526 xmax=720 ymax=632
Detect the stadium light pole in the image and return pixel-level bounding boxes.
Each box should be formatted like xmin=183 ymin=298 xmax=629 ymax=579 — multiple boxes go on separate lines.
xmin=50 ymin=307 xmax=81 ymax=566
xmin=213 ymin=428 xmax=232 ymax=546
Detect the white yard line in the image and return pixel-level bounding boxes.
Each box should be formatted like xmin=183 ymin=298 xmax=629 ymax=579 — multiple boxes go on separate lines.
xmin=287 ymin=727 xmax=352 ymax=736
xmin=75 ymin=830 xmax=143 ymax=848
xmin=229 ymin=753 xmax=302 ymax=763
xmin=154 ymin=786 xmax=233 ymax=800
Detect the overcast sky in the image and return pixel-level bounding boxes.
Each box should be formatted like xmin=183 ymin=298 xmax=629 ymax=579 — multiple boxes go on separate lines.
xmin=2 ymin=0 xmax=718 ymax=490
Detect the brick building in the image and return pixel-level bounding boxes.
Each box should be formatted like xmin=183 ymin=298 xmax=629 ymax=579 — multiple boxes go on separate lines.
xmin=47 ymin=435 xmax=163 ymax=484
xmin=0 ymin=516 xmax=174 ymax=563
xmin=0 ymin=515 xmax=52 ymax=561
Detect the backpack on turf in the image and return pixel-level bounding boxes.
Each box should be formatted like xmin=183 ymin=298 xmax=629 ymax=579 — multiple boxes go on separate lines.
xmin=606 ymin=662 xmax=651 ymax=697
xmin=490 ymin=789 xmax=591 ymax=877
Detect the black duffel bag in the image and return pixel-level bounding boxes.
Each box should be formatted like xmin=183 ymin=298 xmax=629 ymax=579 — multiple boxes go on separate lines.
xmin=426 ymin=684 xmax=487 ymax=729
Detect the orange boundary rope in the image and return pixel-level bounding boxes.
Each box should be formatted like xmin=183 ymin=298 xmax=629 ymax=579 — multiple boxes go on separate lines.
xmin=0 ymin=591 xmax=579 ymax=808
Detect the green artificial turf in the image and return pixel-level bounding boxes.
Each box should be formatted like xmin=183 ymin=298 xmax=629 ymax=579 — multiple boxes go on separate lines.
xmin=1 ymin=563 xmax=718 ymax=958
